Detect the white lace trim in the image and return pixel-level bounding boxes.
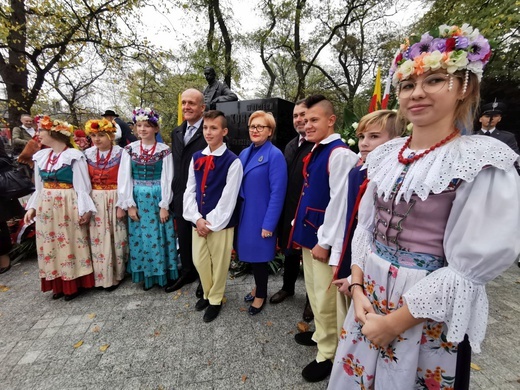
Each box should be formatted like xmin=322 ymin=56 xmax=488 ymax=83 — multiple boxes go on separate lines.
xmin=366 ymin=135 xmax=519 ymax=203
xmin=351 ymin=226 xmax=373 ymax=273
xmin=33 ymin=148 xmax=85 ymax=170
xmin=77 ymin=191 xmax=97 ymax=216
xmin=403 ymin=266 xmax=488 ymax=353
xmin=84 ymin=145 xmax=122 ymax=161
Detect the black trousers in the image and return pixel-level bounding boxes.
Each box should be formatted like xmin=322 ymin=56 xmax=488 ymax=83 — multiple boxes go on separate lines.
xmin=281 ymin=250 xmax=301 ymax=293
xmin=175 ymin=217 xmax=198 ymax=278
xmin=454 ymin=335 xmax=471 ymax=390
xmin=251 ymin=262 xmax=269 ymax=298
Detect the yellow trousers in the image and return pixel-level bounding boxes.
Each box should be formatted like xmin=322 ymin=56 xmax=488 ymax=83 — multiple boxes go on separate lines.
xmin=302 ymin=248 xmax=337 ymax=362
xmin=192 ymin=228 xmax=234 ymax=305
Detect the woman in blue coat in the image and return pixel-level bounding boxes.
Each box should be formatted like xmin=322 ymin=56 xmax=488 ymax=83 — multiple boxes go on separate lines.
xmin=238 ymin=110 xmax=287 ymax=315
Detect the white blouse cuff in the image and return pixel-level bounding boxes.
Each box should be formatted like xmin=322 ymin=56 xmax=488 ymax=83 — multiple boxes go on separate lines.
xmin=77 ymin=192 xmax=97 ymax=216
xmin=403 ymin=266 xmax=488 ymax=353
xmin=117 ymin=199 xmax=137 ymax=210
xmin=158 ymin=200 xmax=170 ymax=210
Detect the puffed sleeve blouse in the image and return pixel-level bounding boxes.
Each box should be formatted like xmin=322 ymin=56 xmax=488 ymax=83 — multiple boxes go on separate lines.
xmin=351 ymin=135 xmax=520 ymax=353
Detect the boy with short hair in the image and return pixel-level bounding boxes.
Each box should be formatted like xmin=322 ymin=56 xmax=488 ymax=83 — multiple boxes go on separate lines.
xmin=332 ymin=110 xmax=400 ymax=327
xmin=183 ymin=110 xmax=243 ymax=323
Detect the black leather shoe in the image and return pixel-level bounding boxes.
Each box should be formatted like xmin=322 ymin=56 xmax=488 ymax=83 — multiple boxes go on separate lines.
xmin=52 ymin=293 xmax=64 ymax=300
xmin=269 ymin=289 xmax=294 ymax=304
xmin=248 ymin=299 xmax=265 ymax=316
xmin=196 ymin=282 xmax=203 ymax=298
xmin=143 ymin=284 xmax=153 ymax=291
xmin=303 ymin=298 xmax=314 ymax=322
xmin=0 ymin=264 xmax=11 ymax=274
xmin=295 ymin=331 xmax=317 ymax=346
xmin=195 ymin=298 xmax=209 ymax=311
xmin=164 ymin=273 xmax=197 ymax=293
xmin=302 ymin=359 xmax=333 ymax=382
xmin=203 ymin=304 xmax=221 ymax=323
xmin=64 ymin=292 xmax=80 ymax=301
xmin=244 ymin=292 xmax=255 ymax=302
xmin=105 ymin=283 xmax=120 ymax=292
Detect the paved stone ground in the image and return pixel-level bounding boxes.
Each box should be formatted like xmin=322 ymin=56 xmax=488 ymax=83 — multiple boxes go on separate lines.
xmin=0 ymin=259 xmax=519 ymax=390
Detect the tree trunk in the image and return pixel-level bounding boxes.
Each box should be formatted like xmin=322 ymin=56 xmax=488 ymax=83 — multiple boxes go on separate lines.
xmin=211 ymin=0 xmax=233 ymax=88
xmin=294 ymin=0 xmax=306 ymax=100
xmin=0 ymin=0 xmax=29 ymax=126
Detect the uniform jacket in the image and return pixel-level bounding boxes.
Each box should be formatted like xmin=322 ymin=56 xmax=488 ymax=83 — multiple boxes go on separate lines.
xmin=170 ymin=120 xmax=207 ymax=215
xmin=477 ymin=129 xmax=520 ymax=154
xmin=236 ymin=141 xmax=287 ymax=263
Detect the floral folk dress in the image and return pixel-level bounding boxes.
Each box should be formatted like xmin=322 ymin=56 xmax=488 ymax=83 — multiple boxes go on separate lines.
xmin=328 ymin=136 xmax=520 ymax=390
xmin=117 ymin=141 xmax=178 ymax=289
xmin=27 ymin=148 xmax=97 ymax=295
xmin=85 ymin=145 xmax=128 ymax=288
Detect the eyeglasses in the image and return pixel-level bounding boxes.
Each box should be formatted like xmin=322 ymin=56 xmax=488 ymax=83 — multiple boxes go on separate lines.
xmin=248 ymin=125 xmax=270 ymax=133
xmin=398 ymin=73 xmax=452 ymax=98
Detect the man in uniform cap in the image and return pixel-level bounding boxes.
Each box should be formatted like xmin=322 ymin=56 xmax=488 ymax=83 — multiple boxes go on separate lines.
xmin=477 ymin=100 xmax=519 ymax=154
xmin=101 ymin=109 xmax=137 ymax=147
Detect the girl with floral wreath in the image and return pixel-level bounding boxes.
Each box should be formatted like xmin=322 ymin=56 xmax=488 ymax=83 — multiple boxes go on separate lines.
xmin=328 ymin=24 xmax=520 ymax=389
xmin=84 ymin=119 xmax=128 ymax=291
xmin=117 ymin=108 xmax=178 ymax=290
xmin=24 ymin=116 xmax=97 ymax=301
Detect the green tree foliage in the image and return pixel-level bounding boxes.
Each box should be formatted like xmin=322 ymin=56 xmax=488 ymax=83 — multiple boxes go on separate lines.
xmin=413 ymin=0 xmax=520 ymax=82
xmin=0 ymin=0 xmax=151 ymax=126
xmin=125 ymin=62 xmax=206 ymax=143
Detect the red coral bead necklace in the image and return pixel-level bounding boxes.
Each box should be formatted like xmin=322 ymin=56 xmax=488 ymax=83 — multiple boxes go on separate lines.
xmin=398 ymin=129 xmax=459 ymax=165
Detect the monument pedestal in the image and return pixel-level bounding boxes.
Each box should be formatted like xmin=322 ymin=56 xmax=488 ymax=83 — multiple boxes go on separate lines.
xmin=217 ymin=98 xmax=295 ymax=155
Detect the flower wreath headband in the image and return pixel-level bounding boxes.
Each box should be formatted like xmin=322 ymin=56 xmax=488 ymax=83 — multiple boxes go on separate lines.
xmin=391 ymin=23 xmax=491 ymax=95
xmin=85 ymin=119 xmax=117 ymax=135
xmin=132 ymin=107 xmax=161 ymax=126
xmin=39 ymin=115 xmax=73 ymax=137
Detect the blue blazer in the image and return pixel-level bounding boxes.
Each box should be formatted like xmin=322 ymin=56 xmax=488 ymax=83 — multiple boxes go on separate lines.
xmin=236 ymin=141 xmax=287 ymax=263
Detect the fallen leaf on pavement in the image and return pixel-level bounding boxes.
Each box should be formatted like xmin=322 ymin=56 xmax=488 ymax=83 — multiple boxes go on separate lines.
xmin=99 ymin=344 xmax=110 ymax=352
xmin=73 ymin=340 xmax=84 ymax=348
xmin=222 ymin=297 xmax=227 ymax=304
xmin=154 ymin=330 xmax=161 ymax=337
xmin=241 ymin=375 xmax=248 ymax=383
xmin=266 ymin=321 xmax=273 ymax=327
xmin=239 ymin=307 xmax=247 ymax=312
xmin=470 ymin=363 xmax=481 ymax=371
xmin=91 ymin=325 xmax=101 ymax=333
xmin=297 ymin=322 xmax=310 ymax=333
xmin=88 ymin=313 xmax=96 ymax=319
xmin=0 ymin=285 xmax=10 ymax=292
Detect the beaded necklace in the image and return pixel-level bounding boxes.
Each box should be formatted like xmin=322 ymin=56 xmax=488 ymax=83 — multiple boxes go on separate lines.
xmin=95 ymin=146 xmax=113 ymax=183
xmin=398 ymin=130 xmax=459 ymax=165
xmin=45 ymin=147 xmax=67 ymax=171
xmin=140 ymin=141 xmax=157 ymax=163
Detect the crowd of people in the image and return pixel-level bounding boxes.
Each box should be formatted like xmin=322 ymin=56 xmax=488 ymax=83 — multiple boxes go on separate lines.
xmin=1 ymin=23 xmax=520 ymax=388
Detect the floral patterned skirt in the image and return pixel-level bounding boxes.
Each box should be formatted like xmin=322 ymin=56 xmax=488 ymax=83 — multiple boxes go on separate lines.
xmin=127 ymin=184 xmax=178 ymax=289
xmin=89 ymin=189 xmax=128 ymax=288
xmin=35 ymin=188 xmax=93 ymax=293
xmin=328 ymin=248 xmax=459 ymax=390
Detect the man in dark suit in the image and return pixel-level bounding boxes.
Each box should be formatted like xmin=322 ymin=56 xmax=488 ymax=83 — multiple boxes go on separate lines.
xmin=477 ymin=101 xmax=520 ymax=154
xmin=101 ymin=110 xmax=137 ymax=147
xmin=269 ymin=100 xmax=314 ymax=322
xmin=165 ymin=89 xmax=207 ymax=295
xmin=203 ymin=67 xmax=238 ymax=110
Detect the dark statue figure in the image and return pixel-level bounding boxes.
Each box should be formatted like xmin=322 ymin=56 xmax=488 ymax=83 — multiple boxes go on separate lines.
xmin=203 ymin=67 xmax=238 ymax=110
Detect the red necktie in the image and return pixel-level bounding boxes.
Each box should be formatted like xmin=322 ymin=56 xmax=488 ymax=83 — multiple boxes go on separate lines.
xmin=194 ymin=155 xmax=215 ymax=193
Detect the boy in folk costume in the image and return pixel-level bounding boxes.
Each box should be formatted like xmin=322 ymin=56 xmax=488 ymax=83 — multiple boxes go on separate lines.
xmin=332 ymin=110 xmax=400 ymax=330
xmin=288 ymin=95 xmax=359 ymax=382
xmin=183 ymin=110 xmax=243 ymax=323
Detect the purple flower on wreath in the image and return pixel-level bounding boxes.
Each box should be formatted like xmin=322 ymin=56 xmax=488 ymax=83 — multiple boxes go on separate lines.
xmin=132 ymin=107 xmax=160 ymax=126
xmin=468 ymin=35 xmax=491 ymax=61
xmin=408 ymin=33 xmax=434 ymax=59
xmin=430 ymin=38 xmax=446 ymax=52
xmin=455 ymin=36 xmax=469 ymax=49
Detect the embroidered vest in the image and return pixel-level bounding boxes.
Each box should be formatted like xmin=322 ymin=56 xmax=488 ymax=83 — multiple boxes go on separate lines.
xmin=290 ymin=139 xmax=347 ymax=249
xmin=193 ymin=148 xmax=239 ymax=228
